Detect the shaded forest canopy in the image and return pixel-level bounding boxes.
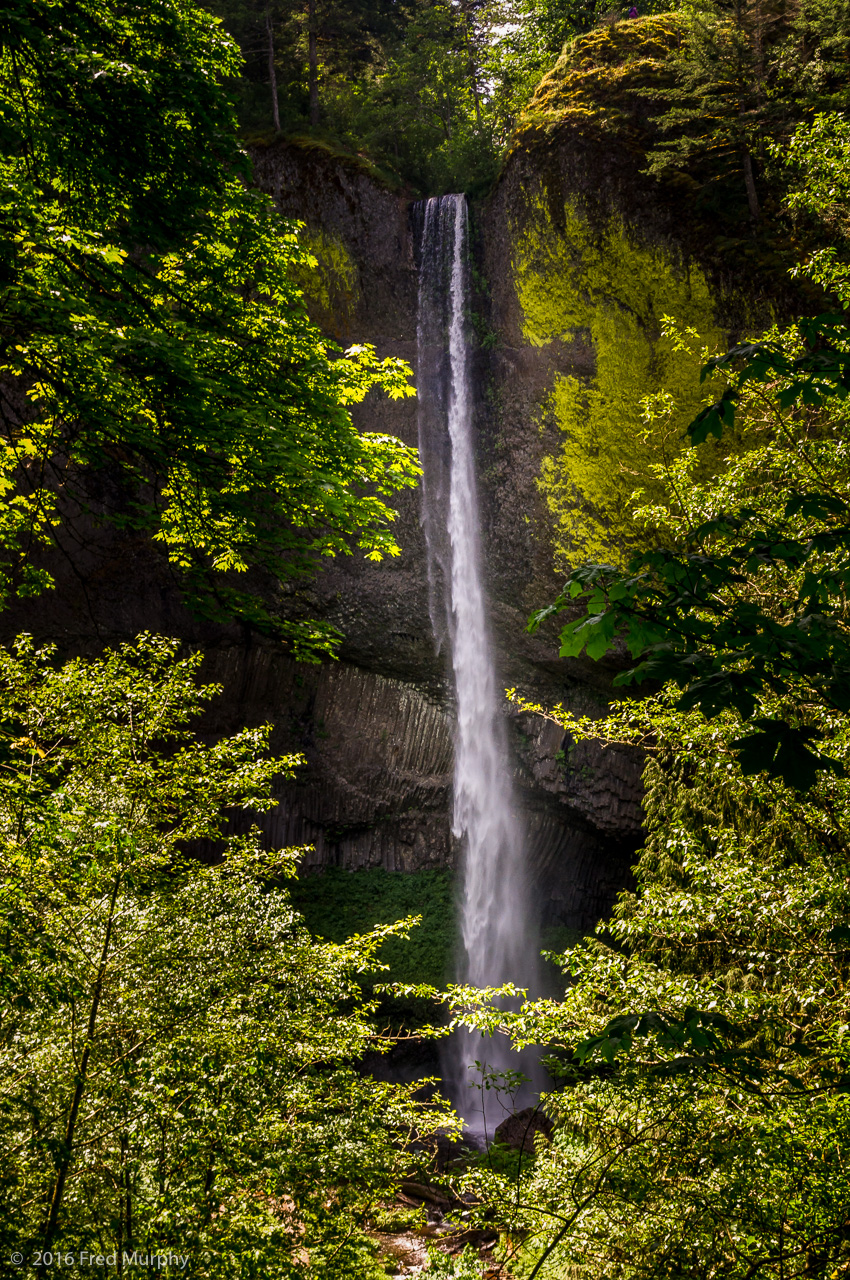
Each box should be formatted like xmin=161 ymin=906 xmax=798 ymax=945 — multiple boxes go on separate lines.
xmin=202 ymin=0 xmax=850 ymax=204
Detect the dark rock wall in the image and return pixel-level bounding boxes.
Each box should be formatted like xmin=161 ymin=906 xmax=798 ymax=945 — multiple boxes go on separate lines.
xmin=198 ymin=644 xmax=454 ymax=873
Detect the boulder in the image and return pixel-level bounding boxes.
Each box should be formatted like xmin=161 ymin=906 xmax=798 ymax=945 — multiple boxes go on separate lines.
xmin=494 ymin=1107 xmax=553 ymax=1155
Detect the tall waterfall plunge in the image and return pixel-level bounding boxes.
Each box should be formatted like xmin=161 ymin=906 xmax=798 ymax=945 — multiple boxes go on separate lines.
xmin=416 ymin=194 xmax=543 ymax=1137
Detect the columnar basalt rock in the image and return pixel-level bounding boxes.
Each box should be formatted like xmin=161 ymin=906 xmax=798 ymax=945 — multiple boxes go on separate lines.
xmin=197 ymin=645 xmax=455 ymax=872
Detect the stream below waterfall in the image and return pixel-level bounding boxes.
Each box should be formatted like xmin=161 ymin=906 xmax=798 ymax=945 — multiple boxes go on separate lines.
xmin=415 ymin=194 xmax=545 ymax=1139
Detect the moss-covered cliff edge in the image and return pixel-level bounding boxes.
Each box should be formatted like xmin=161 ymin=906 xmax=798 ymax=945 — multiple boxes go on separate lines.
xmin=479 ymin=16 xmax=792 ymax=583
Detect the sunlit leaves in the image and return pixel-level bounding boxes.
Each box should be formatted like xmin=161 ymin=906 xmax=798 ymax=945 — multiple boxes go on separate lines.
xmin=0 ymin=636 xmax=454 ymax=1273
xmin=0 ymin=0 xmax=419 ymax=656
xmin=779 ymin=112 xmax=850 ymax=232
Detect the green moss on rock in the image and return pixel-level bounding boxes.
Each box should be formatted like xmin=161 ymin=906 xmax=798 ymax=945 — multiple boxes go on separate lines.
xmin=512 ymin=193 xmax=725 ymax=567
xmin=289 ymin=225 xmax=360 ymax=336
xmin=513 ymin=15 xmax=681 ymax=153
xmin=291 ymin=868 xmax=457 ymax=1026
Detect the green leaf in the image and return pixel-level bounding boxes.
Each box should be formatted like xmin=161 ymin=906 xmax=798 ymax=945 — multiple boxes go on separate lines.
xmin=731 ymin=720 xmax=845 ymax=790
xmin=688 ymin=391 xmax=736 ymax=444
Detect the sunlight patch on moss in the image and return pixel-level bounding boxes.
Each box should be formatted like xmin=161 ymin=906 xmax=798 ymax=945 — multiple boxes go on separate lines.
xmin=290 ymin=226 xmax=360 ymax=333
xmin=512 ymin=193 xmax=724 ymax=568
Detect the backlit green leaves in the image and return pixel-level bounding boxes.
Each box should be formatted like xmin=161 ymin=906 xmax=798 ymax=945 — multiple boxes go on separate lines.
xmin=0 ymin=0 xmax=419 ymax=656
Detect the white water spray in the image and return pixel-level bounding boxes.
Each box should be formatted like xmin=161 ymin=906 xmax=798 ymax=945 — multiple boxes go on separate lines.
xmin=416 ymin=194 xmax=542 ymax=1138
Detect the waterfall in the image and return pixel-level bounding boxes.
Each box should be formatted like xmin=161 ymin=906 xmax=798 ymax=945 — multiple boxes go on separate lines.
xmin=416 ymin=194 xmax=542 ymax=1139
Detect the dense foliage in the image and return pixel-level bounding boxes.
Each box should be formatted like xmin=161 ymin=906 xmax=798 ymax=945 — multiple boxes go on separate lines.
xmin=201 ymin=0 xmax=850 ymax=228
xmin=202 ymin=0 xmax=656 ymax=193
xmin=643 ymin=0 xmax=850 ymax=221
xmin=0 ymin=0 xmax=418 ymax=655
xmin=530 ymin=106 xmax=850 ymax=791
xmin=456 ymin=689 xmax=850 ymax=1279
xmin=0 ymin=636 xmax=453 ymax=1274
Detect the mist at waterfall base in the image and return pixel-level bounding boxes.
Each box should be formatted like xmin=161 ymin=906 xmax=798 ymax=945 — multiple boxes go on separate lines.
xmin=416 ymin=194 xmax=546 ymax=1142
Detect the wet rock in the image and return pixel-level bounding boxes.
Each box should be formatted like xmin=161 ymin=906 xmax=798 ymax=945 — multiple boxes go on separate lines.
xmin=494 ymin=1107 xmax=553 ymax=1154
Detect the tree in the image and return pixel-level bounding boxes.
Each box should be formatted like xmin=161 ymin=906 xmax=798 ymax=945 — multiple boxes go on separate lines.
xmin=404 ymin=115 xmax=850 ymax=1277
xmin=450 ymin=685 xmax=850 ymax=1280
xmin=344 ymin=0 xmax=499 ymax=193
xmin=0 ymin=6 xmax=454 ymax=1271
xmin=0 ymin=0 xmax=419 ymax=657
xmin=644 ymin=0 xmax=850 ymax=223
xmin=204 ymin=0 xmax=412 ymax=137
xmin=0 ymin=634 xmax=452 ymax=1272
xmin=783 ymin=110 xmax=850 ymax=240
xmin=265 ymin=7 xmax=282 ymax=130
xmin=202 ymin=0 xmax=508 ymax=193
xmin=482 ymin=0 xmax=612 ymax=145
xmin=531 ymin=308 xmax=850 ymax=788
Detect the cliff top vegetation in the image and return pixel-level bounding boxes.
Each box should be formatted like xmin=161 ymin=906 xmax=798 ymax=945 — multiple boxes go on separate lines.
xmin=198 ymin=0 xmax=688 ymax=194
xmin=200 ymin=0 xmax=848 ymax=233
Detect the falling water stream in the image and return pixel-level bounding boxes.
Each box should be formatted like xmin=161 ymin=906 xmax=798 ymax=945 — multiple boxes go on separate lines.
xmin=416 ymin=194 xmax=542 ymax=1139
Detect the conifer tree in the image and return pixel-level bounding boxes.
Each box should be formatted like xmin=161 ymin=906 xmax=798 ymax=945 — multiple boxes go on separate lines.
xmin=645 ymin=0 xmax=850 ymax=221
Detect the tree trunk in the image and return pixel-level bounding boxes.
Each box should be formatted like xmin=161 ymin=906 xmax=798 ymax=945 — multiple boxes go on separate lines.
xmin=464 ymin=26 xmax=482 ymax=129
xmin=742 ymin=148 xmax=760 ymax=221
xmin=308 ymin=0 xmax=319 ymax=128
xmin=266 ymin=10 xmax=281 ymax=133
xmin=43 ymin=876 xmax=121 ymax=1250
xmin=122 ymin=1133 xmax=133 ymax=1254
xmin=462 ymin=8 xmax=483 ymax=130
xmin=469 ymin=62 xmax=483 ymax=131
xmin=116 ymin=1131 xmax=132 ymax=1268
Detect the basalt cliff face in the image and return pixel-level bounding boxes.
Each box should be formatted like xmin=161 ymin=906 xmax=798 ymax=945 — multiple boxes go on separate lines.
xmin=5 ymin=28 xmax=769 ymax=931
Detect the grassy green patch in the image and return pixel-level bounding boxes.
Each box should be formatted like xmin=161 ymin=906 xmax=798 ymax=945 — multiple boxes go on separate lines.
xmin=292 ymin=868 xmax=459 ymax=1026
